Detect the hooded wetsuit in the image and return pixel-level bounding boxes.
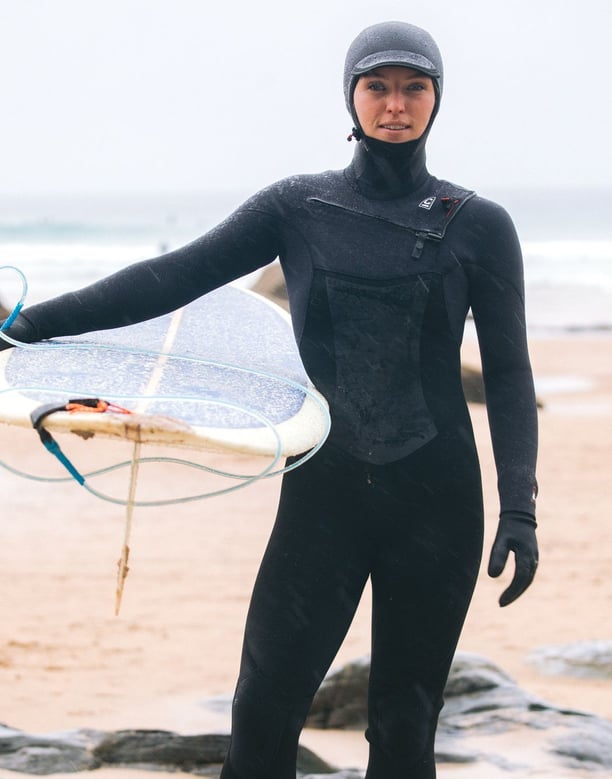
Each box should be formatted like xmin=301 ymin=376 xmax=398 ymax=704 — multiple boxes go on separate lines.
xmin=2 ymin=21 xmax=538 ymax=779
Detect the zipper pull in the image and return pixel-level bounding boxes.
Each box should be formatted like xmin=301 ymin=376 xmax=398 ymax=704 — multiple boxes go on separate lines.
xmin=441 ymin=196 xmax=461 ymax=217
xmin=412 ymin=232 xmax=427 ymax=260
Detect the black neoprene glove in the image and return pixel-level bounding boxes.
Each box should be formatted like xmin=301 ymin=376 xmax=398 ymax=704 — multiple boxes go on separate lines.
xmin=0 ymin=321 xmax=11 ymax=351
xmin=488 ymin=511 xmax=538 ymax=607
xmin=0 ymin=315 xmax=36 ymax=351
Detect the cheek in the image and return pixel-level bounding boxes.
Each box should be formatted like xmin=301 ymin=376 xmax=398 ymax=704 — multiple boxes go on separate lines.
xmin=353 ymin=89 xmax=377 ymax=126
xmin=417 ymin=95 xmax=436 ymax=126
xmin=353 ymin=93 xmax=366 ymax=123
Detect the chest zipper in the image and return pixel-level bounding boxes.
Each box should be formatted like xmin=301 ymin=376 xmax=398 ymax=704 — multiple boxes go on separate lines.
xmin=307 ymin=196 xmax=456 ymax=261
xmin=411 ymin=231 xmax=442 ymax=260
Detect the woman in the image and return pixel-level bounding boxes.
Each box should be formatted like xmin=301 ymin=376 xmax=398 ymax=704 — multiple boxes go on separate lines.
xmin=1 ymin=21 xmax=538 ymax=779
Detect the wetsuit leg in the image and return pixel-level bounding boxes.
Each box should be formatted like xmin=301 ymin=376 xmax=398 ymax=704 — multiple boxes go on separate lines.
xmin=363 ymin=435 xmax=484 ymax=779
xmin=220 ymin=447 xmax=372 ymax=779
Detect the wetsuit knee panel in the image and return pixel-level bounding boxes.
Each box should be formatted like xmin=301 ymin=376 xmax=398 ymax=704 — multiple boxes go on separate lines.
xmin=366 ymin=683 xmax=440 ymax=772
xmin=227 ymin=670 xmax=313 ymax=779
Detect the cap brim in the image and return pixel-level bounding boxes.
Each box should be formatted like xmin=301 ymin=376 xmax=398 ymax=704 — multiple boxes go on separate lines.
xmin=351 ymin=50 xmax=439 ymax=77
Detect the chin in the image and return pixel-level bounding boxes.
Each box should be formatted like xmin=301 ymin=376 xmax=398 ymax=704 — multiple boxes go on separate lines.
xmin=380 ymin=134 xmax=413 ymax=143
xmin=375 ymin=129 xmax=414 ymax=143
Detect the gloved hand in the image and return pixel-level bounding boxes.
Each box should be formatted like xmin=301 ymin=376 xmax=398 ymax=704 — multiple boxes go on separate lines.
xmin=0 ymin=320 xmax=12 ymax=351
xmin=488 ymin=511 xmax=538 ymax=607
xmin=0 ymin=314 xmax=36 ymax=351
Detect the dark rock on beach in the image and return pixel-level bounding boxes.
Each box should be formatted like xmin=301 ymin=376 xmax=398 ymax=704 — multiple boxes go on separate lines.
xmin=528 ymin=640 xmax=612 ymax=680
xmin=305 ymin=655 xmax=370 ymax=730
xmin=0 ymin=725 xmax=337 ymax=777
xmin=2 ymin=652 xmax=611 ymax=775
xmin=0 ymin=726 xmax=104 ymax=774
xmin=92 ymin=730 xmax=231 ymax=773
xmin=251 ymin=262 xmax=292 ymax=312
xmin=305 ymin=651 xmax=533 ymax=734
xmin=306 ymin=651 xmax=612 ymax=774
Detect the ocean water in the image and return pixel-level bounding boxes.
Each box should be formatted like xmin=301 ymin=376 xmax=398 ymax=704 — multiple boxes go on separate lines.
xmin=1 ymin=188 xmax=611 ymax=335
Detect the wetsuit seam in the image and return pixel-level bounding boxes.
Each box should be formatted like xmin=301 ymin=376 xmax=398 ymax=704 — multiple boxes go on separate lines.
xmin=240 ymin=204 xmax=314 ymax=266
xmin=310 ymin=267 xmax=441 ymax=284
xmin=464 ymin=260 xmax=526 ymax=304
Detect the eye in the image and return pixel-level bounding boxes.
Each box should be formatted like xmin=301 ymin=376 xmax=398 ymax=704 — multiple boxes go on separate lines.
xmin=406 ymin=82 xmax=427 ymax=92
xmin=365 ymin=80 xmax=387 ymax=92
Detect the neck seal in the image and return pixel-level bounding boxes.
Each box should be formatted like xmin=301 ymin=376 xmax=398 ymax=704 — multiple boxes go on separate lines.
xmin=347 ymin=133 xmax=429 ymax=199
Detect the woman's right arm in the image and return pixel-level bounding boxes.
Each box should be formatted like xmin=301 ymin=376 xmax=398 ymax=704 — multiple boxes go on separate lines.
xmin=0 ymin=200 xmax=282 ymax=347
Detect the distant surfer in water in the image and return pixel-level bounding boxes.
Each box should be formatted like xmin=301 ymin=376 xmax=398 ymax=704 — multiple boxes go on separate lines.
xmin=1 ymin=21 xmax=539 ymax=779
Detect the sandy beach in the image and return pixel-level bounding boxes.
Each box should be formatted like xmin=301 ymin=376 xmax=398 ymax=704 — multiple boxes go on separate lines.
xmin=1 ymin=332 xmax=611 ymax=777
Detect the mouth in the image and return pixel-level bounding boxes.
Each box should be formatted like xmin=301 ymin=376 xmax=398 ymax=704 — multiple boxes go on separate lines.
xmin=380 ymin=124 xmax=411 ymax=131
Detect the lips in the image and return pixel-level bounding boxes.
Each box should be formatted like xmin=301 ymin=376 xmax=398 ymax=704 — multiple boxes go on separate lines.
xmin=380 ymin=124 xmax=410 ymax=130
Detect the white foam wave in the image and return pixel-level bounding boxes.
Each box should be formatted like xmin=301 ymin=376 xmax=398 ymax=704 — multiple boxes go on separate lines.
xmin=523 ymin=240 xmax=612 ymax=291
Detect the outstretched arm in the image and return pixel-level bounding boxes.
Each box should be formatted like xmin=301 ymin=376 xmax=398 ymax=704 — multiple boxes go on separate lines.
xmin=466 ymin=198 xmax=539 ymax=606
xmin=1 ymin=202 xmax=282 ymax=346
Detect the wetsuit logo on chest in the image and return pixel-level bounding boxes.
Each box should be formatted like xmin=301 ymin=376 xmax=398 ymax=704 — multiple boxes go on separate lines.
xmin=418 ymin=196 xmax=436 ymax=210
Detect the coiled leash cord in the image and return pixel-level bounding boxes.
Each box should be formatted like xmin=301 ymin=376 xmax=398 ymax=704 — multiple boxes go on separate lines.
xmin=0 ymin=264 xmax=331 ymax=505
xmin=1 ymin=264 xmax=331 ymax=613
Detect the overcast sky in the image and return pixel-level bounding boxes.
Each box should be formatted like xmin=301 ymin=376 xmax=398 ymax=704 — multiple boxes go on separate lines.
xmin=1 ymin=0 xmax=610 ymax=196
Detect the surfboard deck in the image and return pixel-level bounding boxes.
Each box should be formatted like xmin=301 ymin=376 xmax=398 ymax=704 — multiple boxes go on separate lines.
xmin=0 ymin=285 xmax=329 ymax=457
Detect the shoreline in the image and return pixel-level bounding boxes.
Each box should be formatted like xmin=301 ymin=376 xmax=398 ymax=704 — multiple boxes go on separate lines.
xmin=1 ymin=332 xmax=611 ymax=775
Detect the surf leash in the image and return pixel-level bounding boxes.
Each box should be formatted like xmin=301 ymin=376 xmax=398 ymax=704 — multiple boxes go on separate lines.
xmin=1 ymin=264 xmax=331 ymax=615
xmin=29 ymin=397 xmax=135 ymax=486
xmin=29 ymin=396 xmax=142 ymax=615
xmin=0 ymin=263 xmax=331 ymax=503
xmin=5 ymin=383 xmax=290 ymax=504
xmin=0 ymin=264 xmax=26 ymax=333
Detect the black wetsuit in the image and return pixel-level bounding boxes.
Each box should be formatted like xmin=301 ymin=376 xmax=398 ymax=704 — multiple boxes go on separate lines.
xmin=2 ymin=23 xmax=538 ymax=777
xmin=5 ymin=153 xmax=538 ymax=778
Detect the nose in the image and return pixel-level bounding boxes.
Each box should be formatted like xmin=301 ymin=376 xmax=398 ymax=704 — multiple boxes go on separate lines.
xmin=385 ymin=88 xmax=406 ymax=114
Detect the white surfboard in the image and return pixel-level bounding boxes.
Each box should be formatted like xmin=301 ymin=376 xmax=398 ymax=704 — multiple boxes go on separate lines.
xmin=0 ymin=285 xmax=329 ymax=458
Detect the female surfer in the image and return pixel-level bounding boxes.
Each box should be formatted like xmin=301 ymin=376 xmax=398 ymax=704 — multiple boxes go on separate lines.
xmin=1 ymin=21 xmax=539 ymax=779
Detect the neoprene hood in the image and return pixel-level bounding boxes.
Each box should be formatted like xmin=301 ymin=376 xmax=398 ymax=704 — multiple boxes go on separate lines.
xmin=343 ymin=21 xmax=444 ymax=122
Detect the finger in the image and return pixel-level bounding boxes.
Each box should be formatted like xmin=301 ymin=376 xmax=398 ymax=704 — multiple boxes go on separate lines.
xmin=499 ymin=554 xmax=538 ymax=607
xmin=487 ymin=539 xmax=509 ymax=578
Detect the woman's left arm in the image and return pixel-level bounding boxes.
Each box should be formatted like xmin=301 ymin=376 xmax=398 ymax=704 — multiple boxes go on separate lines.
xmin=465 ymin=198 xmax=539 ymax=607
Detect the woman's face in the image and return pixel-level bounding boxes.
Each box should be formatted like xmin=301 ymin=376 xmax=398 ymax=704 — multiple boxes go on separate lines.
xmin=353 ymin=66 xmax=436 ymax=143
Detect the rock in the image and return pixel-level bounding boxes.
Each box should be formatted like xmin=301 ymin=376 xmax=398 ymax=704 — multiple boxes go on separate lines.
xmin=305 ymin=651 xmax=612 ymax=773
xmin=443 ymin=651 xmax=517 ymax=695
xmin=0 ymin=726 xmax=104 ymax=774
xmin=305 ymin=652 xmax=528 ymax=733
xmin=460 ymin=364 xmax=486 ymax=404
xmin=251 ymin=262 xmax=289 ymax=311
xmin=528 ymin=640 xmax=612 ymax=679
xmin=0 ymin=725 xmax=338 ymax=776
xmin=92 ymin=730 xmax=230 ymax=771
xmin=440 ymin=652 xmax=538 ymax=733
xmin=305 ymin=655 xmax=370 ymax=729
xmin=2 ymin=652 xmax=611 ymax=775
xmin=552 ymin=718 xmax=612 ymax=770
xmin=296 ymin=743 xmax=338 ymax=775
xmin=431 ymin=737 xmax=479 ymax=764
xmin=301 ymin=772 xmax=364 ymax=779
